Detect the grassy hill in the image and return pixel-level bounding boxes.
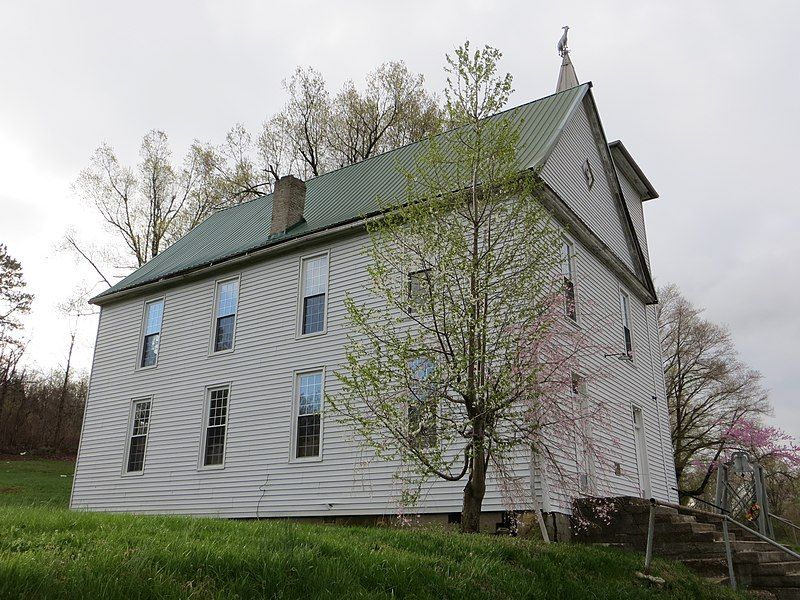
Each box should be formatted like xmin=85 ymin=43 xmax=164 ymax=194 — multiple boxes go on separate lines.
xmin=0 ymin=458 xmax=748 ymax=600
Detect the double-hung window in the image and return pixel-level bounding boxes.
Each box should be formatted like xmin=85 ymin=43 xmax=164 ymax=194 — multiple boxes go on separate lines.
xmin=408 ymin=268 xmax=432 ymax=310
xmin=213 ymin=279 xmax=239 ymax=352
xmin=408 ymin=358 xmax=437 ymax=448
xmin=125 ymin=398 xmax=152 ymax=473
xmin=571 ymin=374 xmax=594 ymax=493
xmin=201 ymin=385 xmax=230 ymax=467
xmin=140 ymin=299 xmax=164 ymax=367
xmin=299 ymin=254 xmax=328 ymax=335
xmin=619 ymin=289 xmax=633 ymax=358
xmin=294 ymin=371 xmax=323 ymax=458
xmin=561 ymin=240 xmax=577 ymax=321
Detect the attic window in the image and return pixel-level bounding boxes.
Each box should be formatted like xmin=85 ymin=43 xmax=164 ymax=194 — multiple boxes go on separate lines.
xmin=582 ymin=159 xmax=595 ymax=190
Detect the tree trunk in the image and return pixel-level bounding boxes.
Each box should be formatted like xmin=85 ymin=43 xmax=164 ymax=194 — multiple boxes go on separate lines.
xmin=461 ymin=439 xmax=487 ymax=533
xmin=52 ymin=332 xmax=75 ymax=450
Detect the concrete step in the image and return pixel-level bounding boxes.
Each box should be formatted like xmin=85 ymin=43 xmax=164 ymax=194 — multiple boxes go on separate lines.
xmin=753 ymin=562 xmax=800 ymax=577
xmin=750 ymin=574 xmax=800 ymax=589
xmin=769 ymin=588 xmax=800 ymax=600
xmin=738 ymin=551 xmax=798 ymax=564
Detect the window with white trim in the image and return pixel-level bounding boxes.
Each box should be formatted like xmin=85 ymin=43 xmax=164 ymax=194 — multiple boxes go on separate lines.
xmin=561 ymin=240 xmax=577 ymax=321
xmin=408 ymin=357 xmax=437 ymax=448
xmin=619 ymin=289 xmax=633 ymax=358
xmin=408 ymin=269 xmax=431 ymax=310
xmin=126 ymin=399 xmax=151 ymax=473
xmin=202 ymin=386 xmax=230 ymax=466
xmin=300 ymin=255 xmax=328 ymax=335
xmin=572 ymin=374 xmax=594 ymax=493
xmin=294 ymin=371 xmax=323 ymax=458
xmin=140 ymin=299 xmax=164 ymax=367
xmin=213 ymin=279 xmax=238 ymax=352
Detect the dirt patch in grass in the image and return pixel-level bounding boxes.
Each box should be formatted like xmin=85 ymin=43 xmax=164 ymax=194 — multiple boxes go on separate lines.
xmin=0 ymin=453 xmax=76 ymax=462
xmin=0 ymin=486 xmax=23 ymax=495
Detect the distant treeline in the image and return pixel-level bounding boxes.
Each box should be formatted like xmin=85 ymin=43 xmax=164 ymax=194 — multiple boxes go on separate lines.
xmin=0 ymin=349 xmax=87 ymax=456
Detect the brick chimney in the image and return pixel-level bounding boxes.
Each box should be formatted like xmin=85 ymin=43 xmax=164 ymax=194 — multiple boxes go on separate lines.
xmin=270 ymin=175 xmax=306 ymax=236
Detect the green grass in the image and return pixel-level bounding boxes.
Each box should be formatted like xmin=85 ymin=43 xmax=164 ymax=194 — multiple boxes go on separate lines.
xmin=0 ymin=459 xmax=749 ymax=600
xmin=0 ymin=458 xmax=75 ymax=507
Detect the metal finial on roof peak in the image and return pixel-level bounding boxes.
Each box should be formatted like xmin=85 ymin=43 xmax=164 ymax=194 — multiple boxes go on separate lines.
xmin=557 ymin=25 xmax=570 ymax=57
xmin=556 ymin=25 xmax=579 ymax=92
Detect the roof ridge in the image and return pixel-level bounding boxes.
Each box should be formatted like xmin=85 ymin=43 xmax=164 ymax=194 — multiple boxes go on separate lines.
xmin=299 ymin=83 xmax=593 ymax=187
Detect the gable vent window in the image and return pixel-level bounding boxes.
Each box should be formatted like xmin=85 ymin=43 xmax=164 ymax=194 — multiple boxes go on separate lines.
xmin=294 ymin=371 xmax=323 ymax=458
xmin=561 ymin=240 xmax=577 ymax=321
xmin=619 ymin=289 xmax=633 ymax=358
xmin=202 ymin=385 xmax=230 ymax=467
xmin=300 ymin=254 xmax=328 ymax=335
xmin=140 ymin=299 xmax=164 ymax=368
xmin=582 ymin=158 xmax=595 ymax=190
xmin=125 ymin=398 xmax=151 ymax=473
xmin=213 ymin=279 xmax=239 ymax=353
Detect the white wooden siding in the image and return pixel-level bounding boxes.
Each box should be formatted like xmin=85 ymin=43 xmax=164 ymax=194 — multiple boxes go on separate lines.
xmin=72 ymin=97 xmax=676 ymax=517
xmin=618 ymin=173 xmax=651 ymax=270
xmin=540 ymin=99 xmax=637 ymax=273
xmin=72 ymin=225 xmax=675 ymax=517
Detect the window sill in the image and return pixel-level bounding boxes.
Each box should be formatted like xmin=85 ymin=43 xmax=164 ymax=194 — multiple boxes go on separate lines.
xmin=295 ymin=329 xmax=328 ymax=341
xmin=121 ymin=470 xmax=145 ymax=478
xmin=197 ymin=464 xmax=226 ymax=472
xmin=207 ymin=347 xmax=236 ymax=358
xmin=289 ymin=455 xmax=324 ymax=464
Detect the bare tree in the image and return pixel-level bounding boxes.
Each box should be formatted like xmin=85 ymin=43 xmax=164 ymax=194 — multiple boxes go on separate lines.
xmin=658 ymin=284 xmax=771 ymax=501
xmin=328 ymin=61 xmax=442 ymax=166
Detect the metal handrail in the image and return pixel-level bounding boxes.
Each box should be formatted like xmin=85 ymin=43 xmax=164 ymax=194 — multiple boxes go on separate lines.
xmin=644 ymin=497 xmax=800 ymax=591
xmin=770 ymin=512 xmax=800 ymax=533
xmin=769 ymin=512 xmax=800 ymax=546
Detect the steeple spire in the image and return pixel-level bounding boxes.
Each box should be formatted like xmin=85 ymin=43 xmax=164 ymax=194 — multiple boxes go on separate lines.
xmin=556 ymin=25 xmax=579 ymax=92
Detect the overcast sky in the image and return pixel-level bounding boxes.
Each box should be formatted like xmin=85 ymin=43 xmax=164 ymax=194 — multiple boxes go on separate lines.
xmin=1 ymin=0 xmax=798 ymax=438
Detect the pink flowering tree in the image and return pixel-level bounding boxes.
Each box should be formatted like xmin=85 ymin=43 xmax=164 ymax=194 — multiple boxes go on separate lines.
xmin=330 ymin=43 xmax=611 ymax=534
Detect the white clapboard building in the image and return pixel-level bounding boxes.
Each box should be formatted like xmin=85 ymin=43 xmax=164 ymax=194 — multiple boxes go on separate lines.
xmin=71 ymin=54 xmax=678 ymax=524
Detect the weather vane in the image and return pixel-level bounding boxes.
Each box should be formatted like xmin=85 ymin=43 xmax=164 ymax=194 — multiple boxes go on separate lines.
xmin=557 ymin=25 xmax=570 ymax=57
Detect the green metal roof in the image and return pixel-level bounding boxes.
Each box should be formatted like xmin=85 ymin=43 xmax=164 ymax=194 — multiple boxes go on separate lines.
xmin=92 ymin=84 xmax=590 ymax=303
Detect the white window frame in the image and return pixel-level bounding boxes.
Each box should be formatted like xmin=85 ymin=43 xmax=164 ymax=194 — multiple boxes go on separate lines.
xmin=296 ymin=251 xmax=330 ymax=338
xmin=121 ymin=396 xmax=153 ymax=477
xmin=137 ymin=297 xmax=165 ymax=370
xmin=198 ymin=383 xmax=232 ymax=470
xmin=561 ymin=238 xmax=578 ymax=323
xmin=208 ymin=275 xmax=241 ymax=356
xmin=571 ymin=373 xmax=595 ymax=494
xmin=289 ymin=367 xmax=326 ymax=463
xmin=407 ymin=357 xmax=438 ymax=449
xmin=618 ymin=287 xmax=635 ymax=361
xmin=632 ymin=405 xmax=651 ymax=498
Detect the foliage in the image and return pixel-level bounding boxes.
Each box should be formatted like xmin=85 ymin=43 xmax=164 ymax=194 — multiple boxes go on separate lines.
xmin=0 ymin=362 xmax=88 ymax=455
xmin=70 ymin=62 xmax=441 ymax=282
xmin=657 ymin=284 xmax=771 ymax=501
xmin=0 ymin=462 xmax=747 ymax=600
xmin=0 ymin=244 xmax=33 ymax=344
xmin=332 ymin=43 xmax=608 ymax=533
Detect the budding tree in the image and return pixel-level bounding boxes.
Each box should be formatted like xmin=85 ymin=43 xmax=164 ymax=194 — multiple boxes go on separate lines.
xmin=658 ymin=284 xmax=771 ymax=501
xmin=332 ymin=43 xmax=607 ymax=533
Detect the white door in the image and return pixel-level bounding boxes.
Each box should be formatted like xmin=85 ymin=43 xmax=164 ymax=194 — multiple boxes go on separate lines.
xmin=632 ymin=407 xmax=651 ymax=498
